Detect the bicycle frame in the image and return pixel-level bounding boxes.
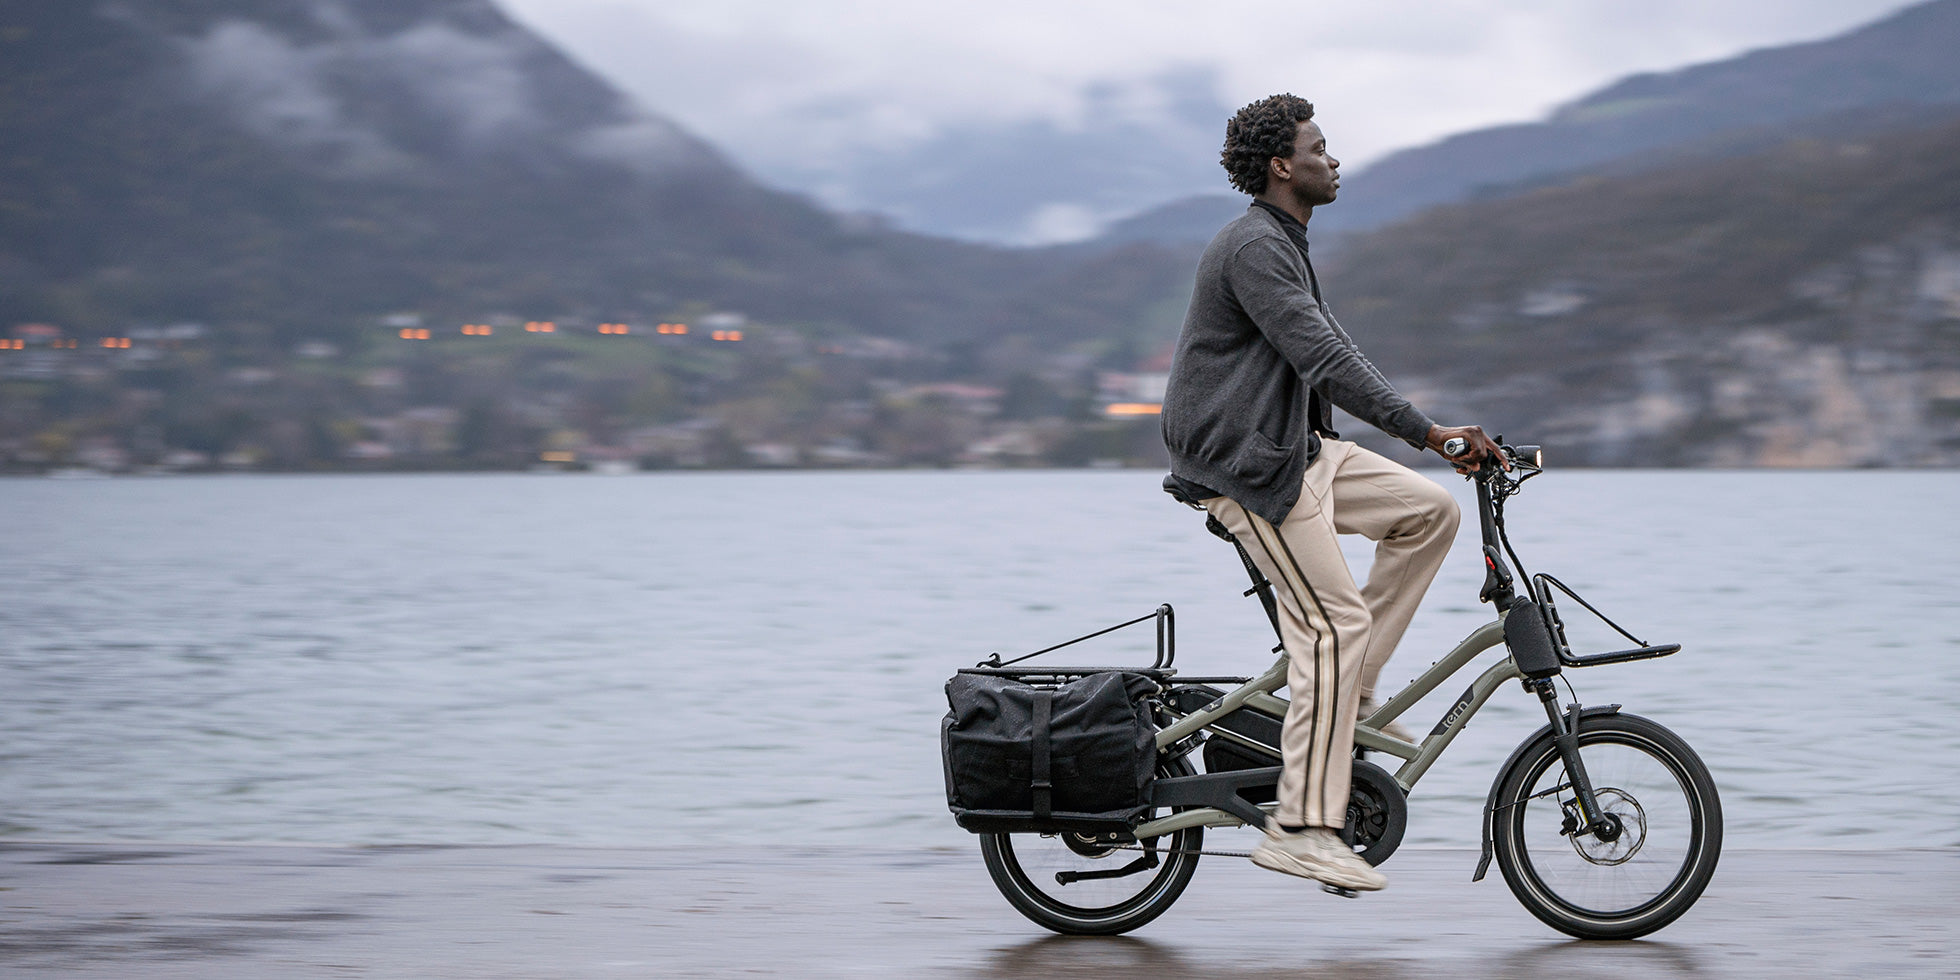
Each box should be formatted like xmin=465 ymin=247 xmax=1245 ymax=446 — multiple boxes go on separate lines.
xmin=959 ymin=450 xmax=1715 ymax=940
xmin=1134 ymin=619 xmax=1513 ymax=839
xmin=1138 ymin=442 xmax=1674 ymax=845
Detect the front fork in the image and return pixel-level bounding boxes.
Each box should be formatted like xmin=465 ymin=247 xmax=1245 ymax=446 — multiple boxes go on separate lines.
xmin=1527 ymin=677 xmax=1622 ymax=843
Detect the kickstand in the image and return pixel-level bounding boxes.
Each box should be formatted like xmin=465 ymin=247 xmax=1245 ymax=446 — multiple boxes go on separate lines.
xmin=1322 ymin=884 xmax=1360 ymax=899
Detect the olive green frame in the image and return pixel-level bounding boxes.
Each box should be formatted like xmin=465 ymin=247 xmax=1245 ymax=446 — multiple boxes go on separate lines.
xmin=1132 ymin=619 xmax=1515 ymax=839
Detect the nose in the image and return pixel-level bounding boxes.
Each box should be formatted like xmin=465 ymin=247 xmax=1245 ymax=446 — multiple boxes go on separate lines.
xmin=1329 ymin=155 xmax=1340 ymax=171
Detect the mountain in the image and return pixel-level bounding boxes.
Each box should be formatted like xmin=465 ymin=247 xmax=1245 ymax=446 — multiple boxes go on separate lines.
xmin=1092 ymin=195 xmax=1246 ymax=249
xmin=1315 ymin=113 xmax=1960 ymax=467
xmin=0 ymin=0 xmax=1193 ymax=351
xmin=762 ymin=68 xmax=1235 ymax=246
xmin=7 ymin=0 xmax=1956 ymax=472
xmin=1101 ymin=0 xmax=1960 ymax=246
xmin=1322 ymin=0 xmax=1960 ymax=233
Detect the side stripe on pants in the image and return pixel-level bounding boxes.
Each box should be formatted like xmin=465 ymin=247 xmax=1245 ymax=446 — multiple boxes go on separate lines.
xmin=1244 ymin=510 xmax=1343 ymax=827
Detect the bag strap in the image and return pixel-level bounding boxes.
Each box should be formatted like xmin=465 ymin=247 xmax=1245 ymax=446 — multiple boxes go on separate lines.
xmin=1030 ymin=689 xmax=1054 ymax=820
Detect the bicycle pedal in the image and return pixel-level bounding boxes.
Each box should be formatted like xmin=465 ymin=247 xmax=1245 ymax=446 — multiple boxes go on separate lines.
xmin=1321 ymin=884 xmax=1360 ymax=899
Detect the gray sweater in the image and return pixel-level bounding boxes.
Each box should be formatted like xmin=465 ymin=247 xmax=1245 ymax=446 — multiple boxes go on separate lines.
xmin=1161 ymin=204 xmax=1435 ymax=525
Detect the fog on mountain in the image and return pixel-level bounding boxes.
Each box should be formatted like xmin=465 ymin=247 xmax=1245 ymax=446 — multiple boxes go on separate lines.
xmin=2 ymin=0 xmax=1957 ymax=473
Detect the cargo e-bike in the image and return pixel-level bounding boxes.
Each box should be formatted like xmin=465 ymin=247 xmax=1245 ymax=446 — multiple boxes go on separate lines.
xmin=952 ymin=442 xmax=1721 ymax=940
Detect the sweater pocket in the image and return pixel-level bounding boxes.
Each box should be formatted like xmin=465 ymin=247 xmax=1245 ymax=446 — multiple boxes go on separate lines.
xmin=1226 ymin=430 xmax=1296 ymax=488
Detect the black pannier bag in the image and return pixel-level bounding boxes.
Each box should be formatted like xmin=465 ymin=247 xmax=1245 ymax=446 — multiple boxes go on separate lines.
xmin=942 ymin=670 xmax=1158 ymax=834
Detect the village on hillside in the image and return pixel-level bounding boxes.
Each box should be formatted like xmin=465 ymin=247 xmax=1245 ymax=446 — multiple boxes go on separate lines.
xmin=0 ymin=312 xmax=1177 ymax=475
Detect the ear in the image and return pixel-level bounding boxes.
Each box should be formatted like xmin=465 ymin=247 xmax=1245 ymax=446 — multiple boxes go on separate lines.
xmin=1268 ymin=155 xmax=1291 ymax=183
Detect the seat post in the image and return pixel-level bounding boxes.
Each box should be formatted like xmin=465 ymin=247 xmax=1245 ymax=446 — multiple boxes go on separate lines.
xmin=1226 ymin=532 xmax=1285 ymax=643
xmin=1163 ymin=473 xmax=1284 ymax=645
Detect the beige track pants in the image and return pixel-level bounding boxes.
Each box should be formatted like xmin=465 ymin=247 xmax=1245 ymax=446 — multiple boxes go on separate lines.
xmin=1203 ymin=440 xmax=1460 ymax=829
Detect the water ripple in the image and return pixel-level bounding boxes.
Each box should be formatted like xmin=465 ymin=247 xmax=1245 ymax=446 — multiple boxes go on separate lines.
xmin=2 ymin=469 xmax=1956 ymax=850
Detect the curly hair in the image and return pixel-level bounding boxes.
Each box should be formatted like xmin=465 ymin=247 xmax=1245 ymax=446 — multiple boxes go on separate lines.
xmin=1220 ymin=94 xmax=1316 ymax=195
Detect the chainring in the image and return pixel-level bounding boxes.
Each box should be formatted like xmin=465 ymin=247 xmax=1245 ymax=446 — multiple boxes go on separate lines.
xmin=1343 ymin=759 xmax=1409 ymax=866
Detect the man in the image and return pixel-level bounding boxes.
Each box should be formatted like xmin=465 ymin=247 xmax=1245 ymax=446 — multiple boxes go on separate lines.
xmin=1160 ymin=93 xmax=1503 ymax=892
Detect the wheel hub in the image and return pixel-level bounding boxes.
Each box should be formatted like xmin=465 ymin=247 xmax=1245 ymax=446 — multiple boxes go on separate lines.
xmin=1569 ymin=787 xmax=1646 ymax=865
xmin=1060 ymin=831 xmax=1129 ymax=858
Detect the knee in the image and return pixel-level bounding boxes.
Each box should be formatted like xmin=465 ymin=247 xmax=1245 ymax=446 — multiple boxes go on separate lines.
xmin=1395 ymin=481 xmax=1458 ymax=544
xmin=1427 ymin=485 xmax=1461 ymax=537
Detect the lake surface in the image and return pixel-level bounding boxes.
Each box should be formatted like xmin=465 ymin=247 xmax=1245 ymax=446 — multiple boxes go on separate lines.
xmin=2 ymin=469 xmax=1956 ymax=851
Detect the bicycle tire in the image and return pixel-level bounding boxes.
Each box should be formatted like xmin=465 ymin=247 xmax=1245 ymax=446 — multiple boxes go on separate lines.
xmin=978 ymin=756 xmax=1201 ymax=935
xmin=1491 ymin=712 xmax=1722 ymax=940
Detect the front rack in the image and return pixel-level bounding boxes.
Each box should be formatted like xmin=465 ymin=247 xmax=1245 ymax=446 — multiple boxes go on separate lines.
xmin=1534 ymin=573 xmax=1680 ymax=669
xmin=1471 ymin=440 xmax=1682 ymax=672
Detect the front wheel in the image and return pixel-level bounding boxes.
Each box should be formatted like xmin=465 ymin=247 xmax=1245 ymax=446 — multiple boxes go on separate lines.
xmin=1491 ymin=712 xmax=1722 ymax=940
xmin=979 ymin=757 xmax=1201 ymax=935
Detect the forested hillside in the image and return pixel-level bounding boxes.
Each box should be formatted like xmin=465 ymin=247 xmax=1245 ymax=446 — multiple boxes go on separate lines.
xmin=3 ymin=0 xmax=1955 ymax=472
xmin=1323 ymin=114 xmax=1960 ymax=466
xmin=0 ymin=0 xmax=1191 ymax=350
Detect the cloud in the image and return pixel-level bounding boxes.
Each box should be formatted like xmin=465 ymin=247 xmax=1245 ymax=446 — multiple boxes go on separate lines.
xmin=370 ymin=20 xmax=542 ymax=142
xmin=175 ymin=18 xmax=411 ymax=175
xmin=573 ymin=115 xmax=713 ymax=174
xmin=793 ymin=67 xmax=1235 ymax=243
xmin=498 ymin=0 xmax=1926 ymax=227
xmin=1018 ymin=203 xmax=1103 ymax=247
xmin=166 ymin=0 xmax=711 ymax=177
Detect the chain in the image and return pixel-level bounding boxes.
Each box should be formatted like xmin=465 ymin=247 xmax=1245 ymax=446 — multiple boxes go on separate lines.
xmin=1107 ymin=843 xmax=1254 ymax=858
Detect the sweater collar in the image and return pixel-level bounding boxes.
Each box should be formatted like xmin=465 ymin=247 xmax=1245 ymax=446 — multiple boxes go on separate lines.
xmin=1249 ymin=199 xmax=1312 ymax=251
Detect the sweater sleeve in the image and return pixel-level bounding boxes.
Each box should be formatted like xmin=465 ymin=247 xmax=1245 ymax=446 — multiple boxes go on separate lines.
xmin=1226 ymin=235 xmax=1435 ymax=450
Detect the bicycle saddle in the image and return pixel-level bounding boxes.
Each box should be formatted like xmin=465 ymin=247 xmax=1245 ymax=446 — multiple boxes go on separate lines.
xmin=1161 ymin=474 xmax=1202 ymax=508
xmin=1163 ymin=475 xmax=1243 ymax=547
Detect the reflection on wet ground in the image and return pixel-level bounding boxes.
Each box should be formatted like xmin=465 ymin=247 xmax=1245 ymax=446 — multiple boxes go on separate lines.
xmin=1 ymin=844 xmax=1951 ymax=978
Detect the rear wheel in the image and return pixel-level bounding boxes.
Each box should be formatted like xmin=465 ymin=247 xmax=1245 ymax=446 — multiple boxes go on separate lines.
xmin=1491 ymin=712 xmax=1721 ymax=940
xmin=979 ymin=757 xmax=1201 ymax=935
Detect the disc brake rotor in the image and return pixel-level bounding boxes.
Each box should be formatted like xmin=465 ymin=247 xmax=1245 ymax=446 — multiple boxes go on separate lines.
xmin=1569 ymin=787 xmax=1646 ymax=865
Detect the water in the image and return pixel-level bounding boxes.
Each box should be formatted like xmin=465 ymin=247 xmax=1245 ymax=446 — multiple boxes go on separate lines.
xmin=3 ymin=469 xmax=1956 ymax=850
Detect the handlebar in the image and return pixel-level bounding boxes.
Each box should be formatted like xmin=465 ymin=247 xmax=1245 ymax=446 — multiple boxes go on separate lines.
xmin=1442 ymin=438 xmax=1543 ymax=473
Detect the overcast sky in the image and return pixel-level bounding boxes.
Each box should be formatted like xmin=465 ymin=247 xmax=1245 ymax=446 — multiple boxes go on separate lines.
xmin=497 ymin=0 xmax=1926 ymax=239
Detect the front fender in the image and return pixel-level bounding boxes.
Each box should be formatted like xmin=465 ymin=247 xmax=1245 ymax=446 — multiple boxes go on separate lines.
xmin=1472 ymin=703 xmax=1621 ymax=881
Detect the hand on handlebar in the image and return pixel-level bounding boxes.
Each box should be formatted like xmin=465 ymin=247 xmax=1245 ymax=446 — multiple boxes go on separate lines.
xmin=1426 ymin=424 xmax=1508 ymax=474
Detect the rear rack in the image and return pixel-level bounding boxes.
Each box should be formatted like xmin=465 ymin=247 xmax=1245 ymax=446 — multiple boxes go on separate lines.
xmin=955 ymin=666 xmax=1179 ymax=681
xmin=964 ymin=604 xmax=1176 ymax=678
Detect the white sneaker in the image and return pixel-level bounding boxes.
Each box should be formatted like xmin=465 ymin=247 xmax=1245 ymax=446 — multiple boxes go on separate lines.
xmin=1250 ymin=826 xmax=1387 ymax=891
xmin=1359 ymin=698 xmax=1417 ymax=743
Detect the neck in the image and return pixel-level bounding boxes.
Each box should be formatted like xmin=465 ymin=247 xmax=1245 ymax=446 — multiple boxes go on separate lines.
xmin=1254 ymin=189 xmax=1313 ymax=227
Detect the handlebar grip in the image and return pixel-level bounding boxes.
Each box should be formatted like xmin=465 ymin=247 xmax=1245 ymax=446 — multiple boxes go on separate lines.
xmin=1442 ymin=437 xmax=1468 ymax=457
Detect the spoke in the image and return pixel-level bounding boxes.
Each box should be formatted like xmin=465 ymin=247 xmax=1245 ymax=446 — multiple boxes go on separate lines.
xmin=1515 ymin=738 xmax=1694 ymax=915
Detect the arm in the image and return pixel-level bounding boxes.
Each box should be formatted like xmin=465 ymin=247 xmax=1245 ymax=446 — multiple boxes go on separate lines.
xmin=1229 ymin=236 xmax=1506 ymax=471
xmin=1227 ymin=235 xmax=1432 ymax=448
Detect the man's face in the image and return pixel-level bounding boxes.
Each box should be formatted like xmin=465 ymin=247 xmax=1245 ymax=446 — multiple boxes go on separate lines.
xmin=1276 ymin=120 xmax=1340 ymax=205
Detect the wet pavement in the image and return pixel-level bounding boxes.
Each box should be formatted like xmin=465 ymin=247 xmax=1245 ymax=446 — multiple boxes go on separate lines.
xmin=1 ymin=843 xmax=1953 ymax=978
